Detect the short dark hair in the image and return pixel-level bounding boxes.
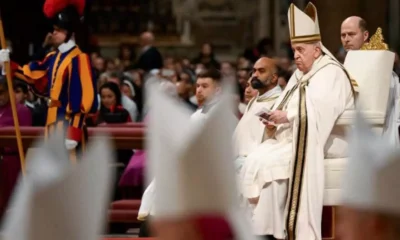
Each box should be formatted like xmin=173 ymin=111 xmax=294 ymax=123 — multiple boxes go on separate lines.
xmin=277 ymin=68 xmax=292 ymax=84
xmin=15 ymin=80 xmax=28 ymax=93
xmin=196 ymin=68 xmax=222 ymax=83
xmin=359 ymin=18 xmax=368 ymax=32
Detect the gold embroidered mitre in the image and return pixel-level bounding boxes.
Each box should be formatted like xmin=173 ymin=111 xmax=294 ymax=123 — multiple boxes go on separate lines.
xmin=288 ymin=2 xmax=321 ymax=43
xmin=361 ymin=28 xmax=389 ymax=50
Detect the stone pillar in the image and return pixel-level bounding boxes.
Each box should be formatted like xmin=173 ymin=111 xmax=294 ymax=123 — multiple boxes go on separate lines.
xmin=389 ymin=0 xmax=400 ymax=50
xmin=258 ymin=0 xmax=271 ymax=39
xmin=180 ymin=20 xmax=193 ymax=44
xmin=363 ymin=0 xmax=388 ymax=39
xmin=273 ymin=0 xmax=281 ymax=55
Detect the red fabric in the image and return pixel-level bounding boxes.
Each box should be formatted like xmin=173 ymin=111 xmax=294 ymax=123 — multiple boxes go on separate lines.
xmin=43 ymin=0 xmax=86 ymax=18
xmin=30 ymin=78 xmax=49 ymax=96
xmin=0 ymin=153 xmax=22 ymax=221
xmin=108 ymin=209 xmax=140 ymax=223
xmin=193 ymin=215 xmax=233 ymax=240
xmin=9 ymin=61 xmax=19 ymax=72
xmin=111 ymin=199 xmax=141 ymax=210
xmin=67 ymin=126 xmax=82 ymax=141
xmin=0 ymin=104 xmax=32 ymax=221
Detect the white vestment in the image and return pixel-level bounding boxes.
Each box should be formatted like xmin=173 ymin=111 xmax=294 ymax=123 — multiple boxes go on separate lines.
xmin=383 ymin=72 xmax=400 ymax=146
xmin=239 ymin=55 xmax=355 ymax=239
xmin=233 ymin=85 xmax=282 ymax=170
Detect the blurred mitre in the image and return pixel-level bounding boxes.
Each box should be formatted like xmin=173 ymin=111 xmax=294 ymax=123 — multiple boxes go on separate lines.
xmin=342 ymin=110 xmax=400 ymax=215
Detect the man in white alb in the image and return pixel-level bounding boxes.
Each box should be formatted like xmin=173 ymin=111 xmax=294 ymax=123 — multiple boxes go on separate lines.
xmin=233 ymin=57 xmax=282 ymax=171
xmin=239 ymin=3 xmax=356 ymax=240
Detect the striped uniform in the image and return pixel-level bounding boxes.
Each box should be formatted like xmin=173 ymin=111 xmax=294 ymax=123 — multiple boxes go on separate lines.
xmin=10 ymin=46 xmax=97 ymax=160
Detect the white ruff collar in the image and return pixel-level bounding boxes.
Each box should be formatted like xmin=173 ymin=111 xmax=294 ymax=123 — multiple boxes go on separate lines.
xmin=58 ymin=40 xmax=76 ymax=53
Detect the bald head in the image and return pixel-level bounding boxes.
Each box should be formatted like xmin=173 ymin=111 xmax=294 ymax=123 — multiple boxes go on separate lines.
xmin=254 ymin=57 xmax=277 ymax=74
xmin=140 ymin=31 xmax=155 ymax=47
xmin=341 ymin=16 xmax=369 ymax=51
xmin=250 ymin=57 xmax=278 ymax=93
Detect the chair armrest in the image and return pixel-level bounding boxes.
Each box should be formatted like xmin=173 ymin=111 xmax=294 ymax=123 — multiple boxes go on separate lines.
xmin=336 ymin=110 xmax=386 ymax=125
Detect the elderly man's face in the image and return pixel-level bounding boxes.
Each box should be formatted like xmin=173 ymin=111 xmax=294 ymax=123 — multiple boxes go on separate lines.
xmin=341 ymin=21 xmax=368 ymax=51
xmin=292 ymin=43 xmax=320 ymax=73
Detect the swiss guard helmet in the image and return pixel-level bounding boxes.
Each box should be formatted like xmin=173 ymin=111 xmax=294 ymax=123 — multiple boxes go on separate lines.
xmin=43 ymin=0 xmax=86 ymax=41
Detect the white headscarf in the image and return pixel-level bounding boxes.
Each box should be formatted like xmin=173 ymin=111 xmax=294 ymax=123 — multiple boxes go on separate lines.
xmin=123 ymin=80 xmax=136 ymax=97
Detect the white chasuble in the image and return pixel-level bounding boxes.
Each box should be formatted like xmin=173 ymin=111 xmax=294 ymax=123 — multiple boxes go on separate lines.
xmin=239 ymin=55 xmax=355 ymax=239
xmin=233 ymin=85 xmax=282 ymax=159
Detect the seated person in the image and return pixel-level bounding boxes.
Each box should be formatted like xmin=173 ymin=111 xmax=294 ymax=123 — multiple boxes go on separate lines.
xmin=0 ymin=76 xmax=32 ymax=222
xmin=92 ymin=82 xmax=133 ymax=201
xmin=243 ymin=79 xmax=259 ymax=104
xmin=14 ymin=80 xmax=47 ymax=126
xmin=234 ymin=57 xmax=282 ymax=171
xmin=238 ymin=3 xmax=356 ymax=239
xmin=95 ymin=82 xmax=132 ymax=124
xmin=106 ymin=72 xmax=138 ymax=121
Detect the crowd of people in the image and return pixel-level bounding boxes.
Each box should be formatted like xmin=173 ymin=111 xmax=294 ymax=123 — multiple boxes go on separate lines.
xmin=4 ymin=32 xmax=297 ymax=127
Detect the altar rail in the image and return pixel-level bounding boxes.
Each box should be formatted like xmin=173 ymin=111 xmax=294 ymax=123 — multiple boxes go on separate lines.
xmin=0 ymin=126 xmax=145 ymax=150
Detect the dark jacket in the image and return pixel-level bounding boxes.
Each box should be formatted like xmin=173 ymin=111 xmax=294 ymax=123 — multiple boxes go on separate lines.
xmin=135 ymin=46 xmax=163 ymax=72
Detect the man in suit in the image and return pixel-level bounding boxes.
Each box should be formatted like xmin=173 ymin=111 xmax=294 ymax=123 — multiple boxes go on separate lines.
xmin=135 ymin=31 xmax=163 ymax=73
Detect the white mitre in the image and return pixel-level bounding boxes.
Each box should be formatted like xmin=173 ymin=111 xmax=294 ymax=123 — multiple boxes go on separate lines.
xmin=342 ymin=111 xmax=400 ymax=215
xmin=147 ymin=86 xmax=256 ymax=240
xmin=343 ymin=28 xmax=395 ymax=117
xmin=1 ymin=132 xmax=115 ymax=240
xmin=287 ymin=3 xmax=338 ymax=62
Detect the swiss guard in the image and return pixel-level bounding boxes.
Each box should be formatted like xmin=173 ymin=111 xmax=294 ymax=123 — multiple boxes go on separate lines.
xmin=0 ymin=0 xmax=98 ymax=161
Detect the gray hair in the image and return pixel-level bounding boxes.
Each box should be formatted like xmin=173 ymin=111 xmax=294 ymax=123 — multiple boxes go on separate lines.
xmin=311 ymin=41 xmax=323 ymax=58
xmin=313 ymin=41 xmax=322 ymax=48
